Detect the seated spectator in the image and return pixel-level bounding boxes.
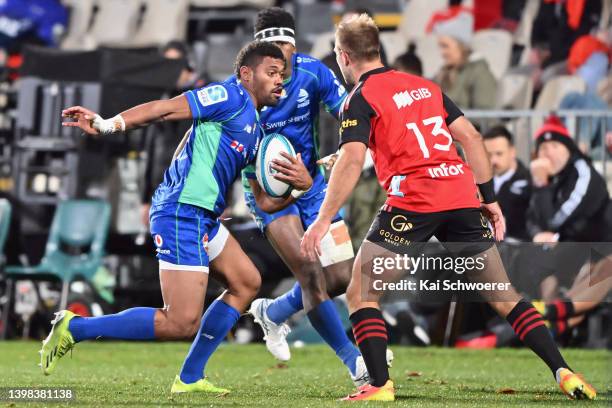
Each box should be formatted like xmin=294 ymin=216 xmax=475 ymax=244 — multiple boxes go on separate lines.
xmin=559 ymin=91 xmax=612 ymax=158
xmin=483 ymin=126 xmax=531 ymax=241
xmin=527 ymin=115 xmax=609 ymax=243
xmin=567 ymin=33 xmax=610 ymax=95
xmin=530 ymin=0 xmax=602 ymax=70
xmin=392 ymin=44 xmax=423 ymax=76
xmin=429 ymin=7 xmax=497 ymax=109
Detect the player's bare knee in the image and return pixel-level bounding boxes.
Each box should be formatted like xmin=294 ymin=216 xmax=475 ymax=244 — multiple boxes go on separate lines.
xmin=297 ymin=264 xmax=326 ymax=300
xmin=228 ymin=268 xmax=261 ymax=300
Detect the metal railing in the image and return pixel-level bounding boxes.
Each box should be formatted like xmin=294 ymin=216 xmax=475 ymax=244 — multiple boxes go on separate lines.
xmin=464 ymin=109 xmax=611 ymax=179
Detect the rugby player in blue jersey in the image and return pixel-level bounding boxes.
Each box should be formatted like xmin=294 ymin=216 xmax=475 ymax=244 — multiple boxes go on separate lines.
xmin=231 ymin=8 xmax=390 ymax=386
xmin=40 ymin=41 xmax=313 ymax=395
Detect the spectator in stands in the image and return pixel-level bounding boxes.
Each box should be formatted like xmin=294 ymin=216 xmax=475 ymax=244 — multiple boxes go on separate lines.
xmin=530 ymin=0 xmax=603 ymax=70
xmin=483 ymin=126 xmax=531 ymax=241
xmin=393 ymin=44 xmax=423 ymax=76
xmin=567 ymin=32 xmax=610 ymax=94
xmin=429 ymin=5 xmax=497 ymax=109
xmin=527 ymin=115 xmax=609 ymax=243
xmin=560 ymin=92 xmax=612 ymax=158
xmin=161 ymin=41 xmax=206 ymax=92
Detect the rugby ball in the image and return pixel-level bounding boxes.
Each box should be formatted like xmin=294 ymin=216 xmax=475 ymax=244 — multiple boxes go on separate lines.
xmin=256 ymin=133 xmax=296 ymax=197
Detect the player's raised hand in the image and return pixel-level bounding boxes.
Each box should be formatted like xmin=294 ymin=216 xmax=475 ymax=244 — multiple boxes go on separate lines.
xmin=301 ymin=217 xmax=330 ymax=262
xmin=61 ymin=106 xmax=100 ymax=135
xmin=316 ymin=153 xmax=339 ymax=170
xmin=271 ymin=152 xmax=313 ymax=191
xmin=481 ymin=202 xmax=506 ymax=242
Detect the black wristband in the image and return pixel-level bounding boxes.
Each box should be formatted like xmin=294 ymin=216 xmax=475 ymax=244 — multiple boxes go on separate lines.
xmin=477 ymin=179 xmax=496 ymax=204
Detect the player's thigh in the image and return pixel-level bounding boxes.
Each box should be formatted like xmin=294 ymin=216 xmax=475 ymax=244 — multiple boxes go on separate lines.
xmin=297 ymin=174 xmax=354 ymax=270
xmin=265 ymin=214 xmax=306 ymax=273
xmin=209 ymin=228 xmax=261 ymax=297
xmin=442 ymin=211 xmax=521 ymax=314
xmin=151 ymin=203 xmax=213 ymax=322
xmin=347 ymin=207 xmax=436 ymax=309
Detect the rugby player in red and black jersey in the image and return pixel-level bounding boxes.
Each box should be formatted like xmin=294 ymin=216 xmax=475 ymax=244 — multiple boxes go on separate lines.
xmin=301 ymin=14 xmax=596 ymax=402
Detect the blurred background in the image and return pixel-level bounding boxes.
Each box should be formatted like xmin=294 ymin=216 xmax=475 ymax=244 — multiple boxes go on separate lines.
xmin=0 ymin=0 xmax=610 ymax=350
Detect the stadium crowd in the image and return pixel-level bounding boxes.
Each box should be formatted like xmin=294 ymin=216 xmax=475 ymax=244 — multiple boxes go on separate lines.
xmin=0 ymin=0 xmax=610 ymax=349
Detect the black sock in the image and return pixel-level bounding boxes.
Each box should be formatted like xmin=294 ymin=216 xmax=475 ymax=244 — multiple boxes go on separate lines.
xmin=507 ymin=300 xmax=569 ymax=376
xmin=545 ymin=299 xmax=575 ymax=320
xmin=350 ymin=308 xmax=389 ymax=387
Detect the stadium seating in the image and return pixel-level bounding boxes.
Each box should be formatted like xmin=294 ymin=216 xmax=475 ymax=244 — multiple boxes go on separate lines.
xmin=189 ymin=0 xmax=274 ymax=7
xmin=379 ymin=31 xmax=408 ymax=65
xmin=89 ymin=0 xmax=142 ymax=47
xmin=309 ymin=32 xmax=335 ymax=60
xmin=396 ymin=0 xmax=447 ymax=42
xmin=0 ymin=199 xmax=11 ymax=339
xmin=535 ymin=76 xmax=587 ymax=111
xmin=496 ymin=73 xmax=534 ymax=110
xmin=0 ymin=199 xmax=11 ymax=267
xmin=131 ymin=0 xmax=190 ymax=47
xmin=60 ymin=0 xmax=97 ymax=50
xmin=471 ymin=29 xmax=513 ymax=80
xmin=414 ymin=34 xmax=444 ymax=79
xmin=4 ymin=200 xmax=111 ymax=313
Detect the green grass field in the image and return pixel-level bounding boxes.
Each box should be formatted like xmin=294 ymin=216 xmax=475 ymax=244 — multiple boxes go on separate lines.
xmin=0 ymin=342 xmax=609 ymax=407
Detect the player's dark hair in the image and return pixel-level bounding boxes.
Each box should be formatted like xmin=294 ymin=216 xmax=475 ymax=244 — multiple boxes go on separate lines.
xmin=255 ymin=7 xmax=295 ymax=33
xmin=234 ymin=41 xmax=285 ymax=78
xmin=393 ymin=43 xmax=422 ymax=76
xmin=483 ymin=125 xmax=514 ymax=145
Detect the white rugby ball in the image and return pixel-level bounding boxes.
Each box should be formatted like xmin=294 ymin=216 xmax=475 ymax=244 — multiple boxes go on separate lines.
xmin=256 ymin=133 xmax=296 ymax=197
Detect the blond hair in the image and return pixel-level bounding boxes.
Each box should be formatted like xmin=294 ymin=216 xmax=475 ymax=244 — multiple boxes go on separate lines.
xmin=335 ymin=14 xmax=380 ymax=62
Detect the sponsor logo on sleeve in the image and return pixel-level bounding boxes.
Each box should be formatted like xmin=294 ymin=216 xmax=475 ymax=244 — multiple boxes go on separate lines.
xmin=197 ymin=85 xmax=228 ymax=106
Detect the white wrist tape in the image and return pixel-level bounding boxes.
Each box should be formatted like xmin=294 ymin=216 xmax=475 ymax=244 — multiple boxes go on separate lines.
xmin=290 ymin=186 xmax=309 ymax=199
xmin=92 ymin=114 xmax=126 ymax=134
xmin=318 ymin=220 xmax=355 ymax=267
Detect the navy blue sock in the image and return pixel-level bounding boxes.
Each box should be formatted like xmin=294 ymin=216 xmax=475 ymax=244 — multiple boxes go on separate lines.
xmin=307 ymin=299 xmax=361 ymax=376
xmin=266 ymin=282 xmax=303 ymax=325
xmin=68 ymin=307 xmax=156 ymax=342
xmin=179 ymin=300 xmax=240 ymax=384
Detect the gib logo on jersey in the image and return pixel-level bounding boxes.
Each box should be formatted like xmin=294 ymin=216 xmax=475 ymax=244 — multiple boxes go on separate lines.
xmin=393 ymin=88 xmax=432 ymax=109
xmin=297 ymin=88 xmax=310 ymax=108
xmin=154 ymin=234 xmax=170 ymax=255
xmin=197 ymin=85 xmax=228 ymax=106
xmin=427 ymin=163 xmax=465 ymax=178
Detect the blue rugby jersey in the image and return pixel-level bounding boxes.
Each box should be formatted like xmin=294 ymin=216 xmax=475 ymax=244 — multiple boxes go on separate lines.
xmin=151 ymin=81 xmax=262 ymax=216
xmin=227 ymin=53 xmax=347 ymax=185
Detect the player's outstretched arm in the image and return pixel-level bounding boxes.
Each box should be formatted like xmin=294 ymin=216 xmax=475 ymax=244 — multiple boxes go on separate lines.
xmin=449 ymin=116 xmax=506 ymax=241
xmin=249 ymin=152 xmax=313 ymax=213
xmin=301 ymin=142 xmax=366 ymax=261
xmin=62 ymin=94 xmax=192 ymax=136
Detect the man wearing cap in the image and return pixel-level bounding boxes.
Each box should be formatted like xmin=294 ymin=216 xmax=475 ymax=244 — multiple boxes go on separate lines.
xmin=528 ymin=115 xmax=609 ymax=244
